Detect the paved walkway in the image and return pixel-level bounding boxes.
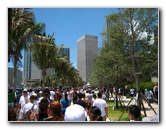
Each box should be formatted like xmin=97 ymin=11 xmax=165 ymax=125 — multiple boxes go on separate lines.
xmin=121 ymin=96 xmax=159 ymax=117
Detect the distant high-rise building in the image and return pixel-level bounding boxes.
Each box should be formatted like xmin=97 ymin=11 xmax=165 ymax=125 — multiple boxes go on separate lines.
xmin=59 ymin=47 xmax=70 ymax=61
xmin=77 ymin=35 xmax=98 ymax=82
xmin=23 ymin=46 xmax=70 ymax=85
xmin=8 ymin=67 xmax=22 ymax=87
xmin=102 ymin=17 xmax=113 ymax=44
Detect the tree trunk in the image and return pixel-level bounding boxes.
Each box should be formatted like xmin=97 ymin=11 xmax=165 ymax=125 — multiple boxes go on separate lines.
xmin=115 ymin=84 xmax=119 ymax=109
xmin=42 ymin=70 xmax=46 ymax=90
xmin=13 ymin=57 xmax=17 ymax=93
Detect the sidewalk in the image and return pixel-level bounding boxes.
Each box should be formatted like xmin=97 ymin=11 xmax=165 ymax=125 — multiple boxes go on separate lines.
xmin=122 ymin=96 xmax=159 ymax=117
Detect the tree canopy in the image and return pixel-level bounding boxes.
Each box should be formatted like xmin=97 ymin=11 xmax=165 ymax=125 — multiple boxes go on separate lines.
xmin=90 ymin=8 xmax=158 ymax=89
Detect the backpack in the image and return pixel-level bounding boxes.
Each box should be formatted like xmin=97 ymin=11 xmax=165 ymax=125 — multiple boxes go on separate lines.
xmin=24 ymin=104 xmax=35 ymax=121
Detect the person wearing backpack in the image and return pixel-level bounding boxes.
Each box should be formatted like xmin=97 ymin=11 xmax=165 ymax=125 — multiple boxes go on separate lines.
xmin=20 ymin=94 xmax=39 ymax=121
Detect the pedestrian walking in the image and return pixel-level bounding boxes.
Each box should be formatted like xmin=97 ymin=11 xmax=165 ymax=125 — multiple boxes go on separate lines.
xmin=93 ymin=92 xmax=108 ymax=121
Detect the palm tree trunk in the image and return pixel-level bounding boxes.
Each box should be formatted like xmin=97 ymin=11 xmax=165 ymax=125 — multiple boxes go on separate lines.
xmin=42 ymin=69 xmax=47 ymax=89
xmin=13 ymin=57 xmax=17 ymax=93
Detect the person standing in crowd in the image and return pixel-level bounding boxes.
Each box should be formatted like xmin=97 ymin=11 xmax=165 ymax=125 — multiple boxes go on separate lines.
xmin=82 ymin=92 xmax=88 ymax=103
xmin=38 ymin=90 xmax=44 ymax=103
xmin=45 ymin=101 xmax=64 ymax=121
xmin=92 ymin=94 xmax=97 ymax=105
xmin=49 ymin=88 xmax=55 ymax=102
xmin=94 ymin=88 xmax=99 ymax=98
xmin=73 ymin=88 xmax=78 ymax=104
xmin=145 ymin=88 xmax=154 ymax=109
xmin=101 ymin=89 xmax=107 ymax=101
xmin=61 ymin=92 xmax=71 ymax=115
xmin=85 ymin=90 xmax=93 ymax=110
xmin=89 ymin=106 xmax=103 ymax=121
xmin=21 ymin=94 xmax=39 ymax=121
xmin=8 ymin=89 xmax=15 ymax=107
xmin=54 ymin=92 xmax=62 ymax=102
xmin=153 ymin=84 xmax=158 ymax=101
xmin=16 ymin=90 xmax=22 ymax=108
xmin=43 ymin=92 xmax=50 ymax=102
xmin=17 ymin=88 xmax=30 ymax=121
xmin=130 ymin=88 xmax=135 ymax=97
xmin=93 ymin=92 xmax=108 ymax=121
xmin=64 ymin=104 xmax=87 ymax=121
xmin=28 ymin=88 xmax=34 ymax=96
xmin=38 ymin=98 xmax=49 ymax=121
xmin=75 ymin=92 xmax=88 ymax=117
xmin=128 ymin=105 xmax=141 ymax=121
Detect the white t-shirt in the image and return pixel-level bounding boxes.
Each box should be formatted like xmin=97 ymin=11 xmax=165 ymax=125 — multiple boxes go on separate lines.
xmin=145 ymin=90 xmax=153 ymax=99
xmin=18 ymin=95 xmax=30 ymax=120
xmin=93 ymin=99 xmax=108 ymax=117
xmin=50 ymin=91 xmax=55 ymax=100
xmin=22 ymin=102 xmax=38 ymax=114
xmin=86 ymin=93 xmax=93 ymax=103
xmin=130 ymin=89 xmax=134 ymax=95
xmin=19 ymin=95 xmax=30 ymax=112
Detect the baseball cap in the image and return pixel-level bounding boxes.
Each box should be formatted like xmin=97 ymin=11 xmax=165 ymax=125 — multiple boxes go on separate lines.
xmin=23 ymin=89 xmax=28 ymax=92
xmin=65 ymin=104 xmax=86 ymax=121
xmin=32 ymin=93 xmax=37 ymax=97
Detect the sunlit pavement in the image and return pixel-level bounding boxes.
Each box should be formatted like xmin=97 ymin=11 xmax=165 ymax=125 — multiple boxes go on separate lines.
xmin=121 ymin=96 xmax=159 ymax=117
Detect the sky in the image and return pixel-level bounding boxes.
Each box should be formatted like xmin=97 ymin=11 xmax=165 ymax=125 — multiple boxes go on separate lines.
xmin=8 ymin=8 xmax=116 ymax=69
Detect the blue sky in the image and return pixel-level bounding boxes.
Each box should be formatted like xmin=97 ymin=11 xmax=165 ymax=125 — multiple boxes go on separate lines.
xmin=8 ymin=8 xmax=117 ymax=69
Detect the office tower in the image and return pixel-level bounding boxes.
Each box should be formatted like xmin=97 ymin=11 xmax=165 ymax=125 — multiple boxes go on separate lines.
xmin=77 ymin=34 xmax=98 ymax=82
xmin=59 ymin=46 xmax=70 ymax=61
xmin=102 ymin=17 xmax=113 ymax=44
xmin=8 ymin=67 xmax=22 ymax=87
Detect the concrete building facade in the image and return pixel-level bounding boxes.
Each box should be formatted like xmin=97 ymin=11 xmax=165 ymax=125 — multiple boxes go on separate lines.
xmin=8 ymin=67 xmax=22 ymax=87
xmin=23 ymin=47 xmax=70 ymax=86
xmin=77 ymin=35 xmax=98 ymax=82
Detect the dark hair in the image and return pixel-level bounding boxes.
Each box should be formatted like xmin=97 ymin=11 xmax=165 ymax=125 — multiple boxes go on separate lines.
xmin=38 ymin=98 xmax=49 ymax=121
xmin=78 ymin=93 xmax=83 ymax=99
xmin=128 ymin=105 xmax=140 ymax=119
xmin=82 ymin=93 xmax=85 ymax=98
xmin=90 ymin=106 xmax=103 ymax=121
xmin=65 ymin=93 xmax=68 ymax=102
xmin=93 ymin=94 xmax=96 ymax=99
xmin=55 ymin=92 xmax=62 ymax=102
xmin=98 ymin=92 xmax=102 ymax=98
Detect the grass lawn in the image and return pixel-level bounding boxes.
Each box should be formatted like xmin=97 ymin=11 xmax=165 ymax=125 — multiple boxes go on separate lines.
xmin=107 ymin=100 xmax=129 ymax=121
xmin=107 ymin=100 xmax=144 ymax=121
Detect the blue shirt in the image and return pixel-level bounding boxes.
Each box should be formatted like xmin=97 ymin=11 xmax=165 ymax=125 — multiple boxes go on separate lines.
xmin=61 ymin=98 xmax=71 ymax=111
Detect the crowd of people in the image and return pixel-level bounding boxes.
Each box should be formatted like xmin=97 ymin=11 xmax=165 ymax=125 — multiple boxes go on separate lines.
xmin=8 ymin=84 xmax=158 ymax=122
xmin=8 ymin=87 xmax=109 ymax=122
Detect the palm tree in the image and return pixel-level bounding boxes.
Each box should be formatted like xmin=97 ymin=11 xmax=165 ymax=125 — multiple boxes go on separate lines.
xmin=53 ymin=56 xmax=69 ymax=87
xmin=8 ymin=8 xmax=45 ymax=92
xmin=31 ymin=33 xmax=58 ymax=89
